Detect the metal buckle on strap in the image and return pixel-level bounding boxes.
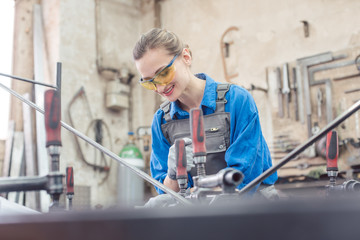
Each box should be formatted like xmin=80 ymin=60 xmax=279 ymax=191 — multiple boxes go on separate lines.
xmin=216 ymin=99 xmax=228 ymax=104
xmin=160 ymin=101 xmax=171 ymax=114
xmin=216 ymin=84 xmax=231 ymax=103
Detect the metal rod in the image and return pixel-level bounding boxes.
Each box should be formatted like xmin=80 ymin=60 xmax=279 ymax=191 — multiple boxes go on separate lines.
xmin=345 ymin=88 xmax=360 ymax=94
xmin=0 ymin=82 xmax=191 ymax=206
xmin=238 ymin=99 xmax=360 ymax=195
xmin=0 ymin=72 xmax=58 ymax=89
xmin=56 ymin=62 xmax=62 ymax=92
xmin=0 ymin=176 xmax=48 ymax=193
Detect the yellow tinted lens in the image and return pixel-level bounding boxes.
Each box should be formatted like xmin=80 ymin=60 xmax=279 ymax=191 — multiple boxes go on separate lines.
xmin=140 ymin=81 xmax=156 ymax=90
xmin=154 ymin=65 xmax=175 ymax=85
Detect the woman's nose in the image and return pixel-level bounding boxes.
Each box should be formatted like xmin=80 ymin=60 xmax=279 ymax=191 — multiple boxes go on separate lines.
xmin=154 ymin=83 xmax=165 ymax=93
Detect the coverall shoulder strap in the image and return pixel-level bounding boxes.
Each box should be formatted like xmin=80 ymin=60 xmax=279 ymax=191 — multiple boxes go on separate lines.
xmin=160 ymin=100 xmax=172 ymax=122
xmin=216 ymin=83 xmax=231 ymax=112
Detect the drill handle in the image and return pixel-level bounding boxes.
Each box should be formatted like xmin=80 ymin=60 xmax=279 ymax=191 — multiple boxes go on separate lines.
xmin=190 ymin=108 xmax=206 ymax=157
xmin=44 ymin=89 xmax=62 ymax=147
xmin=175 ymin=139 xmax=187 ymax=179
xmin=326 ymin=130 xmax=338 ymax=171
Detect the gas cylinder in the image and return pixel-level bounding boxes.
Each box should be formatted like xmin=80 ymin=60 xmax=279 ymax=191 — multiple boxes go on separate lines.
xmin=118 ymin=132 xmax=145 ymax=206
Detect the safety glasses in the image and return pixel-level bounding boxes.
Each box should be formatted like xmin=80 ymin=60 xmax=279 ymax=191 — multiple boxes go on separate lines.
xmin=139 ymin=54 xmax=178 ymax=90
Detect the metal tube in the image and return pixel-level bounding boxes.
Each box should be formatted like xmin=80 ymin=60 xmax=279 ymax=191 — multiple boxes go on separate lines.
xmin=56 ymin=62 xmax=62 ymax=92
xmin=0 ymin=72 xmax=58 ymax=89
xmin=0 ymin=82 xmax=191 ymax=206
xmin=238 ymin=99 xmax=360 ymax=195
xmin=0 ymin=176 xmax=47 ymax=193
xmin=197 ymin=169 xmax=242 ymax=189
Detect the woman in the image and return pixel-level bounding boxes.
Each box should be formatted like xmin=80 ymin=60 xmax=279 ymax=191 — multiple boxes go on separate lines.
xmin=133 ymin=28 xmax=277 ymax=195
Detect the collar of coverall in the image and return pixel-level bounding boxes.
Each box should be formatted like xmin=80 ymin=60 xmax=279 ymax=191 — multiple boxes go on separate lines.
xmin=169 ymin=73 xmax=218 ymax=119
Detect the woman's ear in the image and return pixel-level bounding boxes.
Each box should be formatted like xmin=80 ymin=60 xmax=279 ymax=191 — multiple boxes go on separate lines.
xmin=182 ymin=48 xmax=192 ymax=66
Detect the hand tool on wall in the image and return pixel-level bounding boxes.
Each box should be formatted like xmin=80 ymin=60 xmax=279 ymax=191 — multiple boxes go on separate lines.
xmin=67 ymin=87 xmax=111 ymax=172
xmin=344 ymin=88 xmax=360 ymax=94
xmin=316 ymin=88 xmax=323 ymax=122
xmin=66 ymin=166 xmax=74 ymax=210
xmin=325 ymin=81 xmax=333 ymax=123
xmin=333 ymin=73 xmax=360 ymax=81
xmin=356 ymin=111 xmax=360 ymax=139
xmin=248 ymin=84 xmax=268 ymax=93
xmin=276 ymin=67 xmax=284 ymax=118
xmin=308 ymin=56 xmax=351 ymax=87
xmin=292 ymin=67 xmax=299 ymax=121
xmin=295 ymin=65 xmax=304 ymax=123
xmin=326 ymin=130 xmax=338 ymax=187
xmin=282 ymin=63 xmax=291 ymax=118
xmin=220 ymin=26 xmax=239 ymax=83
xmin=175 ymin=139 xmax=188 ymax=197
xmin=307 ymin=77 xmax=333 ymax=124
xmin=296 ymin=52 xmax=333 ymax=138
xmin=190 ymin=108 xmax=207 ymax=177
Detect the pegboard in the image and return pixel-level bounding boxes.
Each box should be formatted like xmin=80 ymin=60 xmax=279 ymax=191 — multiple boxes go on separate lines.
xmin=267 ymin=46 xmax=360 ymax=181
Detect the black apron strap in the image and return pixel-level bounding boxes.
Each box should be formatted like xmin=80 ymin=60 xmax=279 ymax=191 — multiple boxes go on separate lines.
xmin=216 ymin=83 xmax=231 ymax=112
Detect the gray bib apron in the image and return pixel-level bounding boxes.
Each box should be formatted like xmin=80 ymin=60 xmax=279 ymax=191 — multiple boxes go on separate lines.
xmin=160 ymin=84 xmax=231 ymax=176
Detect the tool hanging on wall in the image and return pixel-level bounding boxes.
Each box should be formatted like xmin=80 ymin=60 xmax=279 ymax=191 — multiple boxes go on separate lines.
xmin=317 ymin=88 xmax=323 ymax=122
xmin=220 ymin=26 xmax=239 ymax=83
xmin=292 ymin=67 xmax=299 ymax=121
xmin=67 ymin=86 xmax=111 ymax=182
xmin=247 ymin=84 xmax=268 ymax=93
xmin=276 ymin=67 xmax=284 ymax=118
xmin=282 ymin=63 xmax=291 ymax=118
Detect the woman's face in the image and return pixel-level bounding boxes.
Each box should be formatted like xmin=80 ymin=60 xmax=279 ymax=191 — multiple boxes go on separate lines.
xmin=135 ymin=48 xmax=190 ymax=102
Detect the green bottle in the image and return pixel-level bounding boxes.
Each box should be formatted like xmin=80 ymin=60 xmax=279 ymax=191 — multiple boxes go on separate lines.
xmin=119 ymin=132 xmax=143 ymax=160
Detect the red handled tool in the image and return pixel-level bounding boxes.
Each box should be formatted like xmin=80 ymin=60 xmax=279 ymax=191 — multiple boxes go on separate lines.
xmin=44 ymin=89 xmax=63 ymax=208
xmin=190 ymin=108 xmax=207 ymax=177
xmin=175 ymin=139 xmax=188 ymax=196
xmin=45 ymin=89 xmax=62 ymax=148
xmin=66 ymin=167 xmax=74 ymax=210
xmin=326 ymin=130 xmax=338 ymax=186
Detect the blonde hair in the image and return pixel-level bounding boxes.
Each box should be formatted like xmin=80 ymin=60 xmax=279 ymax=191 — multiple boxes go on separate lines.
xmin=133 ymin=28 xmax=191 ymax=60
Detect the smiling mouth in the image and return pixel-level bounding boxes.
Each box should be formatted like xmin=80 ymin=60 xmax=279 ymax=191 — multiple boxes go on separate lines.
xmin=163 ymin=85 xmax=174 ymax=95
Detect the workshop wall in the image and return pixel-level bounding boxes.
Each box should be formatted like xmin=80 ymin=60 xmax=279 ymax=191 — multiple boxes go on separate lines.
xmin=157 ymin=0 xmax=360 ymax=142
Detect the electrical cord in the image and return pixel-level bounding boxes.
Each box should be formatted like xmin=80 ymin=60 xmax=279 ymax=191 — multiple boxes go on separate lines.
xmin=85 ymin=119 xmax=113 ymax=185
